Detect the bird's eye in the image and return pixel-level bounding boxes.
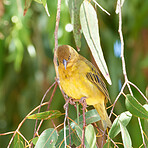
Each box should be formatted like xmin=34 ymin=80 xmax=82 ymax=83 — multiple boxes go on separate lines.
xmin=57 ymin=58 xmax=59 ymax=66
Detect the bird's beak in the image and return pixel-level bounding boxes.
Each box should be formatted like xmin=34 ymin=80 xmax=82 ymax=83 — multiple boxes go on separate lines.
xmin=63 ymin=59 xmax=67 ymax=70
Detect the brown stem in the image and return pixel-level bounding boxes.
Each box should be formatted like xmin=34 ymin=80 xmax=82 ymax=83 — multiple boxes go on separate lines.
xmin=33 ymin=81 xmax=56 ymax=141
xmin=81 ymin=98 xmax=87 ymax=148
xmin=7 ymin=102 xmax=48 ymax=148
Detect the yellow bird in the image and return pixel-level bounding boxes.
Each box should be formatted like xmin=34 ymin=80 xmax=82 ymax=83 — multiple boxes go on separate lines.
xmin=56 ymin=45 xmax=112 ymax=129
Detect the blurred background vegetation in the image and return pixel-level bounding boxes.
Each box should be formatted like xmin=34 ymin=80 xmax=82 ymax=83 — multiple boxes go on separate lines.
xmin=0 ymin=0 xmax=148 ymax=147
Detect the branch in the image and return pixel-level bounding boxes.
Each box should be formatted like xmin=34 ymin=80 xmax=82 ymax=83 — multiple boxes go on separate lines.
xmin=54 ymin=0 xmax=61 ymax=80
xmin=33 ymin=81 xmax=56 ymax=140
xmin=138 ymin=118 xmax=146 ymax=148
xmin=7 ymin=102 xmax=49 ymax=148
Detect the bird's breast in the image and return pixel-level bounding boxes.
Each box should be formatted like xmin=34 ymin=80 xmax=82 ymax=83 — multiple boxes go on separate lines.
xmin=58 ymin=65 xmax=105 ymax=105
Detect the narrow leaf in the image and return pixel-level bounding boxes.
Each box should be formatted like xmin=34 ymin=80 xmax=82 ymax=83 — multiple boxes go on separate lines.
xmin=13 ymin=133 xmax=24 ymax=148
xmin=56 ymin=126 xmax=75 ymax=147
xmin=27 ymin=110 xmax=62 ymax=120
xmin=120 ymin=122 xmax=132 ymax=148
xmin=35 ymin=128 xmax=58 ymax=148
xmin=42 ymin=0 xmax=46 ymax=6
xmin=125 ymin=94 xmax=148 ymax=119
xmin=143 ymin=104 xmax=148 ymax=111
xmin=109 ymin=111 xmax=132 ymax=139
xmin=24 ymin=0 xmax=32 ymax=16
xmin=34 ymin=0 xmax=42 ymax=4
xmin=103 ymin=140 xmax=113 ymax=148
xmin=75 ymin=124 xmax=90 ymax=148
xmin=68 ymin=0 xmax=83 ymax=49
xmin=32 ymin=137 xmax=39 ymax=145
xmin=80 ymin=1 xmax=112 ymax=85
xmin=44 ymin=4 xmax=50 ymax=17
xmin=77 ymin=109 xmax=101 ymax=125
xmin=56 ymin=109 xmax=100 ymax=147
xmin=85 ymin=124 xmax=96 ymax=148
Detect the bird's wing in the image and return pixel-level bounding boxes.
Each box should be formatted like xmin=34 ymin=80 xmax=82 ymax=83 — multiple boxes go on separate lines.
xmin=84 ymin=59 xmax=110 ymax=101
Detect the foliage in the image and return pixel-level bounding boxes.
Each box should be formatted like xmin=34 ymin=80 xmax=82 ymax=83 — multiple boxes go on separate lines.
xmin=0 ymin=0 xmax=148 ymax=147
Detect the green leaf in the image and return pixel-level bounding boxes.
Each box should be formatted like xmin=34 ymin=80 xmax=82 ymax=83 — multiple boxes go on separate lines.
xmin=125 ymin=94 xmax=148 ymax=119
xmin=13 ymin=133 xmax=24 ymax=148
xmin=56 ymin=124 xmax=81 ymax=147
xmin=120 ymin=122 xmax=132 ymax=148
xmin=103 ymin=140 xmax=113 ymax=148
xmin=109 ymin=111 xmax=132 ymax=139
xmin=146 ymin=87 xmax=148 ymax=98
xmin=72 ymin=130 xmax=81 ymax=146
xmin=34 ymin=0 xmax=42 ymax=4
xmin=42 ymin=0 xmax=50 ymax=17
xmin=35 ymin=128 xmax=58 ymax=148
xmin=80 ymin=1 xmax=112 ymax=85
xmin=32 ymin=137 xmax=39 ymax=145
xmin=143 ymin=104 xmax=148 ymax=111
xmin=27 ymin=110 xmax=62 ymax=120
xmin=75 ymin=124 xmax=90 ymax=148
xmin=24 ymin=0 xmax=32 ymax=16
xmin=55 ymin=109 xmax=100 ymax=147
xmin=85 ymin=124 xmax=96 ymax=148
xmin=42 ymin=0 xmax=46 ymax=6
xmin=68 ymin=0 xmax=83 ymax=49
xmin=80 ymin=109 xmax=101 ymax=125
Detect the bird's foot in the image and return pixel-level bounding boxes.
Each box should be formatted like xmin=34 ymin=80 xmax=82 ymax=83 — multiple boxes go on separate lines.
xmin=79 ymin=97 xmax=87 ymax=108
xmin=55 ymin=77 xmax=60 ymax=84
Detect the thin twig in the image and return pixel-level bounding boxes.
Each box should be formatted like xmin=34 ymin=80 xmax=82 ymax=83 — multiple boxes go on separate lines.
xmin=118 ymin=0 xmax=132 ymax=94
xmin=0 ymin=131 xmax=14 ymax=136
xmin=94 ymin=124 xmax=119 ymax=148
xmin=54 ymin=0 xmax=61 ymax=79
xmin=92 ymin=0 xmax=110 ymax=16
xmin=67 ymin=115 xmax=71 ymax=147
xmin=127 ymin=83 xmax=133 ymax=96
xmin=7 ymin=102 xmax=49 ymax=148
xmin=33 ymin=81 xmax=56 ymax=141
xmin=80 ymin=98 xmax=87 ymax=148
xmin=109 ymin=82 xmax=126 ymax=118
xmin=128 ymin=81 xmax=148 ymax=103
xmin=47 ymin=81 xmax=58 ymax=110
xmin=138 ymin=118 xmax=147 ymax=148
xmin=17 ymin=131 xmax=30 ymax=146
xmin=35 ymin=82 xmax=58 ymax=136
xmin=36 ymin=120 xmax=43 ymax=136
xmin=64 ymin=100 xmax=69 ymax=147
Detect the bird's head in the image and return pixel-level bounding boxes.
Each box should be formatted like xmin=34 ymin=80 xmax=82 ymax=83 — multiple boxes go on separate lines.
xmin=57 ymin=45 xmax=79 ymax=69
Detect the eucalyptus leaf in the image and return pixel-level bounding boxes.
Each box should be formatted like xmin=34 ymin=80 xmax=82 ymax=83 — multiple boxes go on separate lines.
xmin=42 ymin=0 xmax=46 ymax=6
xmin=24 ymin=0 xmax=32 ymax=15
xmin=68 ymin=0 xmax=83 ymax=49
xmin=32 ymin=137 xmax=39 ymax=145
xmin=85 ymin=124 xmax=96 ymax=148
xmin=103 ymin=140 xmax=113 ymax=148
xmin=56 ymin=126 xmax=73 ymax=147
xmin=143 ymin=104 xmax=148 ymax=111
xmin=35 ymin=128 xmax=58 ymax=148
xmin=80 ymin=0 xmax=112 ymax=85
xmin=55 ymin=109 xmax=100 ymax=147
xmin=109 ymin=111 xmax=132 ymax=139
xmin=34 ymin=0 xmax=42 ymax=4
xmin=27 ymin=110 xmax=62 ymax=120
xmin=120 ymin=122 xmax=132 ymax=148
xmin=125 ymin=94 xmax=148 ymax=119
xmin=13 ymin=133 xmax=24 ymax=148
xmin=75 ymin=124 xmax=90 ymax=148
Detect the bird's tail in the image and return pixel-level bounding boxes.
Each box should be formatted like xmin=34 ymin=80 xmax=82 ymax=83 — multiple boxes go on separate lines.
xmin=94 ymin=103 xmax=112 ymax=130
